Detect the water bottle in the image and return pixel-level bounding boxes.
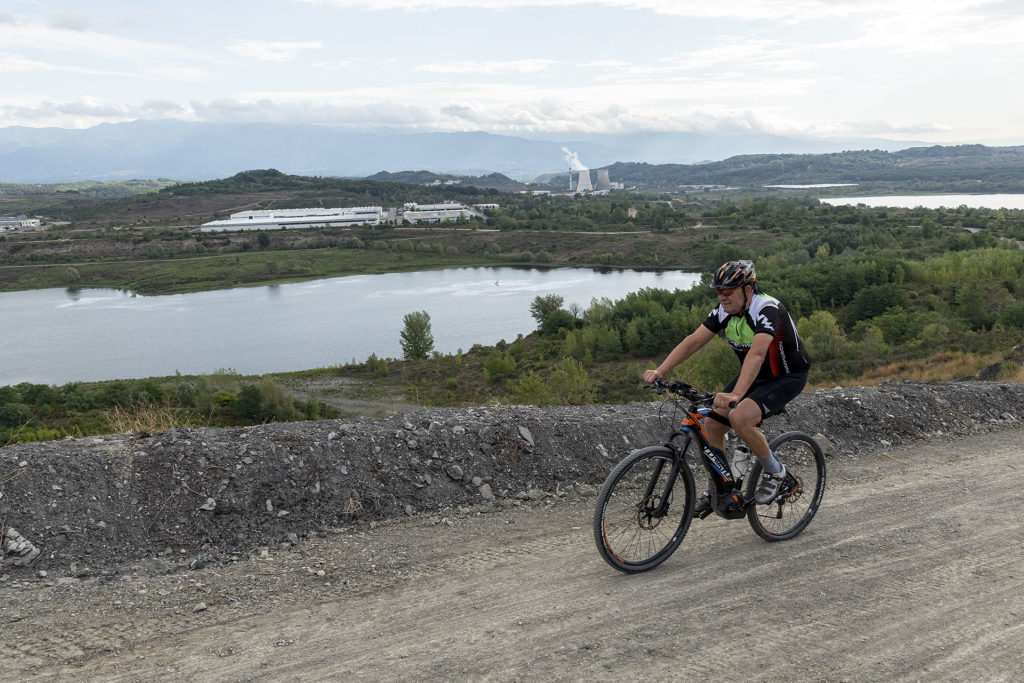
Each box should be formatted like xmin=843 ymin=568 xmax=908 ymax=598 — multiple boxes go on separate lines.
xmin=731 ymin=444 xmax=751 ymax=480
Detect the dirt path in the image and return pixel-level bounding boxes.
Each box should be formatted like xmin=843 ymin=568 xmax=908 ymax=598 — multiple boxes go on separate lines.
xmin=4 ymin=428 xmax=1023 ymax=681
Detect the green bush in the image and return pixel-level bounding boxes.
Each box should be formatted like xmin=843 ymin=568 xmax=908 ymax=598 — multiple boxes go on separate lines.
xmin=483 ymin=350 xmax=517 ymax=382
xmin=366 ymin=353 xmax=389 ymax=376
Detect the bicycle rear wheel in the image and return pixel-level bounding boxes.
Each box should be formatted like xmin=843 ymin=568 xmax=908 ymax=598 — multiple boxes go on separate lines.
xmin=745 ymin=431 xmax=826 ymax=541
xmin=593 ymin=445 xmax=695 ymax=572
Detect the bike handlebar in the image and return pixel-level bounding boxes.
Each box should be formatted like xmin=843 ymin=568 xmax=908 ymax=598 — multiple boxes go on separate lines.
xmin=649 ymin=378 xmax=714 ymax=403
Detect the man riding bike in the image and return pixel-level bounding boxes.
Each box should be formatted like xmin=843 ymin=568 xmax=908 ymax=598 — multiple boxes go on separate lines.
xmin=642 ymin=260 xmax=810 ymax=511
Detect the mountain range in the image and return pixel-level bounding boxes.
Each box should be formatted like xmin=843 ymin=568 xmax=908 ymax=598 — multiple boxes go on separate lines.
xmin=0 ymin=120 xmax=930 ymax=185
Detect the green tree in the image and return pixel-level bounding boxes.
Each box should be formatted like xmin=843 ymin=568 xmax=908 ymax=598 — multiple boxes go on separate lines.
xmin=400 ymin=311 xmax=435 ymax=359
xmin=530 ymin=294 xmax=565 ymax=329
xmin=797 ymin=310 xmax=847 ymax=361
xmin=546 ymin=357 xmax=596 ymax=404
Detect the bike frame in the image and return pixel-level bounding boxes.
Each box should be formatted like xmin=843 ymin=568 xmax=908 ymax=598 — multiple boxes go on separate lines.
xmin=658 ymin=402 xmax=750 ymax=518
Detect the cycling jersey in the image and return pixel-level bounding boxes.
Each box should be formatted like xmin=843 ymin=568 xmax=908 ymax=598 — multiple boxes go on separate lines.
xmin=702 ymin=293 xmax=810 ymax=380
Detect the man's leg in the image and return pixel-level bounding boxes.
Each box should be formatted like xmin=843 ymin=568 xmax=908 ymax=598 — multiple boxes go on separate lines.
xmin=727 ymin=399 xmax=770 ymax=461
xmin=730 ymin=397 xmax=787 ymax=504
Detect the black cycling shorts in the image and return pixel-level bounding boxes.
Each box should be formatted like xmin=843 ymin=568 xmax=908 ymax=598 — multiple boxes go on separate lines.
xmin=719 ymin=371 xmax=808 ymax=420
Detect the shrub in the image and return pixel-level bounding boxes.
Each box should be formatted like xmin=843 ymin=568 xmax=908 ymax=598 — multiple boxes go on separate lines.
xmin=366 ymin=353 xmax=389 ymax=376
xmin=483 ymin=350 xmax=516 ymax=382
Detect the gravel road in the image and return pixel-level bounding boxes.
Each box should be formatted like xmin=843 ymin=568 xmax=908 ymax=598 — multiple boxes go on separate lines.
xmin=4 ymin=427 xmax=1022 ymax=681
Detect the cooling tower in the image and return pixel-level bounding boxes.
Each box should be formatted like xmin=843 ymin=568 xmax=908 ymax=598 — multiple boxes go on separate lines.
xmin=596 ymin=169 xmax=611 ymax=192
xmin=575 ymin=169 xmax=593 ymax=193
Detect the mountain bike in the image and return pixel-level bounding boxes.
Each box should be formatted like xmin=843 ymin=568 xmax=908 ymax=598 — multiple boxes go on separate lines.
xmin=593 ymin=379 xmax=826 ymax=573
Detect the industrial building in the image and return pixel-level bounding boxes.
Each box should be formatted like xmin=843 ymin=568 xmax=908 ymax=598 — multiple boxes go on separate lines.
xmin=574 ymin=169 xmax=594 ymax=193
xmin=571 ymin=168 xmax=618 ymax=194
xmin=199 ymin=206 xmax=383 ymax=232
xmin=0 ymin=215 xmax=42 ymax=232
xmin=401 ymin=202 xmax=474 ymax=224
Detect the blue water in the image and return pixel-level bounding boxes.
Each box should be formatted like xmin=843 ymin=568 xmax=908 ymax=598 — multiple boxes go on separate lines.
xmin=0 ymin=266 xmax=701 ymax=385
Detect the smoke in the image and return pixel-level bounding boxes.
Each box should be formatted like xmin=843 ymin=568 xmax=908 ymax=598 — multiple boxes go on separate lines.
xmin=561 ymin=146 xmax=587 ymax=171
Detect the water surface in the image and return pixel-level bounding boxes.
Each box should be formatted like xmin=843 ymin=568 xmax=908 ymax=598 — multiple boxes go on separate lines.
xmin=818 ymin=194 xmax=1024 ymax=210
xmin=1 ymin=266 xmax=700 ymax=385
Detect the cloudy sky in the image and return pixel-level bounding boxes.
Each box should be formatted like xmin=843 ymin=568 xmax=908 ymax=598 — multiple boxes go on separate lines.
xmin=2 ymin=0 xmax=1022 ymax=143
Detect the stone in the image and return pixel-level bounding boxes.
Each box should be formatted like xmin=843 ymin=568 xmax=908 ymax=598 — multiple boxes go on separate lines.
xmin=479 ymin=483 xmax=495 ymax=502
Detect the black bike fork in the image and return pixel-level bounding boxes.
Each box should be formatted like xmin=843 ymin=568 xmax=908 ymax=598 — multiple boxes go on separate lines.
xmin=648 ymin=436 xmax=690 ymax=519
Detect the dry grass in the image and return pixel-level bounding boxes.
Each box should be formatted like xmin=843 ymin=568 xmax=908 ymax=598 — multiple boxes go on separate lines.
xmin=105 ymin=404 xmax=194 ymax=434
xmin=816 ymin=350 xmax=1023 ymax=388
xmin=343 ymin=497 xmax=365 ymax=520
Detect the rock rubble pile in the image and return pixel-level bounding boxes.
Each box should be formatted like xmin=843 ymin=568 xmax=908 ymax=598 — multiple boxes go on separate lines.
xmin=2 ymin=381 xmax=1023 ymax=575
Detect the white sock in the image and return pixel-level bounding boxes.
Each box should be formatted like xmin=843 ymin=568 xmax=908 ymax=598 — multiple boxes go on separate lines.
xmin=761 ymin=451 xmax=783 ymax=475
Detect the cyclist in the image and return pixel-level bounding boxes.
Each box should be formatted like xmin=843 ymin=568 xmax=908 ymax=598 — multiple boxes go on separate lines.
xmin=642 ymin=259 xmax=810 ymax=510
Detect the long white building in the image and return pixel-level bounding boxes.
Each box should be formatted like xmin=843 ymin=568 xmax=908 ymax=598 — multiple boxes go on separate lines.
xmin=401 ymin=202 xmax=473 ymax=224
xmin=199 ymin=206 xmax=383 ymax=232
xmin=0 ymin=215 xmax=42 ymax=232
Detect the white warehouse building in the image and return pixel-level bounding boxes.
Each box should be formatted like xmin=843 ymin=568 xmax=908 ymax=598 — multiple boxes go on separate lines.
xmin=401 ymin=202 xmax=474 ymax=224
xmin=199 ymin=206 xmax=383 ymax=232
xmin=1 ymin=215 xmax=42 ymax=232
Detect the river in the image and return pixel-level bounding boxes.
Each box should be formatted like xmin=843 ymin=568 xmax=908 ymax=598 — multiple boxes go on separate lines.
xmin=817 ymin=194 xmax=1024 ymax=210
xmin=1 ymin=266 xmax=701 ymax=386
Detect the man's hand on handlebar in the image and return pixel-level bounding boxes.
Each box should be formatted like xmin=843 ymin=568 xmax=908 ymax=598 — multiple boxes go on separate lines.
xmin=714 ymin=391 xmax=742 ymax=411
xmin=642 ymin=369 xmax=662 ymax=385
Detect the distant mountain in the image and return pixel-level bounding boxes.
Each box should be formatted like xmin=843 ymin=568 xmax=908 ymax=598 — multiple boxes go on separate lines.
xmin=524 ymin=130 xmax=929 ymax=166
xmin=0 ymin=120 xmax=946 ymax=185
xmin=364 ymin=170 xmax=527 ymax=190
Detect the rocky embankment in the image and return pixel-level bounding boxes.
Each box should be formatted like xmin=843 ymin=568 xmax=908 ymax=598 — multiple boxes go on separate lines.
xmin=2 ymin=381 xmax=1022 ymax=576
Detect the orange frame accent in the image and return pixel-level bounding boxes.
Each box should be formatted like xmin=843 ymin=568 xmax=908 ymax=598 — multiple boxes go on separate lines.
xmin=680 ymin=410 xmax=712 ymax=442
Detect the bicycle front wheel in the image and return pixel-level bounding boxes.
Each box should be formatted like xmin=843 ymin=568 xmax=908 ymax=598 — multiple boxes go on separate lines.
xmin=593 ymin=445 xmax=695 ymax=573
xmin=745 ymin=431 xmax=826 ymax=541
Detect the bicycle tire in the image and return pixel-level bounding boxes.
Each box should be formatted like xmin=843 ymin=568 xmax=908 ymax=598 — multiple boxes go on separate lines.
xmin=593 ymin=445 xmax=695 ymax=572
xmin=745 ymin=431 xmax=826 ymax=541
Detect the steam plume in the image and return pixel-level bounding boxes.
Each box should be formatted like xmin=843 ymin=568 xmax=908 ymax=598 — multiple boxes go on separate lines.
xmin=561 ymin=146 xmax=587 ymax=171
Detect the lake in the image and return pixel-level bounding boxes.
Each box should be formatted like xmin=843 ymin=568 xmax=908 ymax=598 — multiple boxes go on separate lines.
xmin=1 ymin=266 xmax=701 ymax=386
xmin=818 ymin=194 xmax=1024 ymax=210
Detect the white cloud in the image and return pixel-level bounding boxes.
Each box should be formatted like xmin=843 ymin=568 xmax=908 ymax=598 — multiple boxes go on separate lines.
xmin=227 ymin=41 xmax=323 ymax=62
xmin=0 ymin=96 xmax=140 ymax=128
xmin=1 ymin=1 xmax=1020 ymax=143
xmin=295 ymin=0 xmax=993 ymax=22
xmin=847 ymin=5 xmax=1024 ymax=55
xmin=415 ymin=59 xmax=557 ymax=74
xmin=0 ymin=15 xmax=206 ymax=63
xmin=0 ymin=51 xmax=138 ymax=78
xmin=47 ymin=13 xmax=93 ymax=32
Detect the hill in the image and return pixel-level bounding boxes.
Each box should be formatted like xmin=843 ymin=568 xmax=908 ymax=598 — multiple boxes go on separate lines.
xmin=591 ymin=145 xmax=1024 ymax=191
xmin=364 ymin=170 xmax=527 ymax=191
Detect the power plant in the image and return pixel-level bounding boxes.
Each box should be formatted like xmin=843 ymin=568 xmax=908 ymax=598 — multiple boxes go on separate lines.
xmin=562 ymin=146 xmax=615 ymax=194
xmin=574 ymin=169 xmax=593 ymax=193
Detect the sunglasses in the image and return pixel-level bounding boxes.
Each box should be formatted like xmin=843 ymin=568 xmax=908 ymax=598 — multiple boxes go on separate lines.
xmin=716 ymin=286 xmax=740 ymax=297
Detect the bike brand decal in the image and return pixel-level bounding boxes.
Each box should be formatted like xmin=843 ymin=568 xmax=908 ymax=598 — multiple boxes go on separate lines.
xmin=702 ymin=446 xmax=733 ymax=484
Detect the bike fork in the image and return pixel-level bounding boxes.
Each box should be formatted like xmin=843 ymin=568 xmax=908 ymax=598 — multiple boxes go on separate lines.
xmin=643 ymin=444 xmax=686 ymax=519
